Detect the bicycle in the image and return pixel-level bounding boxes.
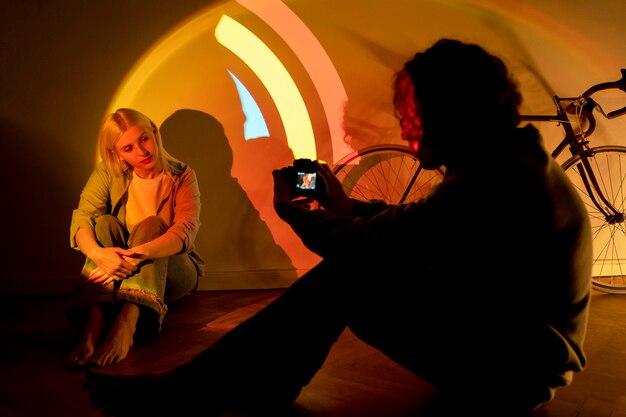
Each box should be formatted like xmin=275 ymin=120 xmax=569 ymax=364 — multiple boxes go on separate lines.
xmin=331 ymin=69 xmax=626 ymax=294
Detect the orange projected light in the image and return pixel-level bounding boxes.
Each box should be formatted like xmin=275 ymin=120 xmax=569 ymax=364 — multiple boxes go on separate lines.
xmin=236 ymin=0 xmax=351 ymax=163
xmin=216 ymin=14 xmax=316 ymax=160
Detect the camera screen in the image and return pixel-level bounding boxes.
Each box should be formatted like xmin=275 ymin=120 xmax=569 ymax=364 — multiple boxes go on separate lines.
xmin=296 ymin=172 xmax=317 ymax=190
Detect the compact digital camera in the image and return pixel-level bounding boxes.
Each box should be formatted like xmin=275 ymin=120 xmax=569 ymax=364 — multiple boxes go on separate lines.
xmin=280 ymin=158 xmax=325 ymax=199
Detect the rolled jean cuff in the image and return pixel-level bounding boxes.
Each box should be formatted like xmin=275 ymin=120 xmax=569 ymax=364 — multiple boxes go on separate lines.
xmin=116 ymin=287 xmax=168 ymax=330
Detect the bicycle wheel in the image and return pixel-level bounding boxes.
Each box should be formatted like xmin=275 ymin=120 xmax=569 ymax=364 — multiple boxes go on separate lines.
xmin=561 ymin=145 xmax=626 ymax=294
xmin=331 ymin=144 xmax=444 ymax=204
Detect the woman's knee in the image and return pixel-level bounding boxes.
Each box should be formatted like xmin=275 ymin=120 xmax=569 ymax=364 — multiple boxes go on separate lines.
xmin=95 ymin=214 xmax=120 ymax=233
xmin=94 ymin=215 xmax=127 ymax=246
xmin=130 ymin=216 xmax=167 ymax=245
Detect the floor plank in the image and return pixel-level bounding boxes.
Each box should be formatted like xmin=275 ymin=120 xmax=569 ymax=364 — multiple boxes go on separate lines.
xmin=0 ymin=289 xmax=624 ymax=417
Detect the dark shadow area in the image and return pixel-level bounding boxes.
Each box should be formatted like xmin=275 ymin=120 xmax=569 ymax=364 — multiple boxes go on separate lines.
xmin=0 ymin=291 xmax=622 ymax=417
xmin=0 ymin=119 xmax=85 ymax=295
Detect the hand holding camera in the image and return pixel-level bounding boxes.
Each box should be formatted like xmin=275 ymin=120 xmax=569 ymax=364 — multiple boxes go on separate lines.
xmin=273 ymin=158 xmax=353 ymax=217
xmin=279 ymin=158 xmax=326 ymax=200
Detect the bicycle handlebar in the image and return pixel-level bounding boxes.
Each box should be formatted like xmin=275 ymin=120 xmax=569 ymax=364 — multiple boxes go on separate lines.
xmin=582 ymin=68 xmax=626 ymax=119
xmin=521 ymin=69 xmax=626 ymax=134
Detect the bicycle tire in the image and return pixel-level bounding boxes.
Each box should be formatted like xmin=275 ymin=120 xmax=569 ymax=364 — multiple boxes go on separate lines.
xmin=332 ymin=143 xmax=626 ymax=294
xmin=331 ymin=144 xmax=444 ymax=204
xmin=561 ymin=145 xmax=626 ymax=294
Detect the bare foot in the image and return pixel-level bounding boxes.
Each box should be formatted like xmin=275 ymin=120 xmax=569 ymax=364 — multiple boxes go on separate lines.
xmin=65 ymin=335 xmax=98 ymax=369
xmin=90 ymin=303 xmax=140 ymax=367
xmin=65 ymin=304 xmax=105 ymax=369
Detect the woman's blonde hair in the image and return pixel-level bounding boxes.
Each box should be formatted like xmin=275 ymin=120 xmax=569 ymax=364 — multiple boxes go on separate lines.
xmin=98 ymin=108 xmax=179 ymax=177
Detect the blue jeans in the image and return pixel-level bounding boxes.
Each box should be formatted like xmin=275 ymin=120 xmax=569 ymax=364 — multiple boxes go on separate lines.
xmin=70 ymin=215 xmax=198 ymax=341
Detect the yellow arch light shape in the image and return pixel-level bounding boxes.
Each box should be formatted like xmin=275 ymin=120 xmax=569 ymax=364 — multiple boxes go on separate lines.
xmin=236 ymin=0 xmax=351 ymax=163
xmin=215 ymin=14 xmax=316 ymax=160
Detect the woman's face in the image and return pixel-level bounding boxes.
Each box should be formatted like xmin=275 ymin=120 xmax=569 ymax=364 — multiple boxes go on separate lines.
xmin=115 ymin=125 xmax=159 ymax=178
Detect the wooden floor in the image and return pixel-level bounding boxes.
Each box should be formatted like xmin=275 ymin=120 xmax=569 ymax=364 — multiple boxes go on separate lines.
xmin=0 ymin=288 xmax=625 ymax=417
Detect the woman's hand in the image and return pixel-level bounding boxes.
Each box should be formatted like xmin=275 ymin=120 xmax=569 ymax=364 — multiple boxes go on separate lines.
xmin=86 ymin=267 xmax=119 ymax=285
xmin=87 ymin=247 xmax=137 ymax=283
xmin=121 ymin=246 xmax=149 ymax=268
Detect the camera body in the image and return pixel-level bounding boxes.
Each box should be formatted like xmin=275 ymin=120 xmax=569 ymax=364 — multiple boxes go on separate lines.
xmin=280 ymin=158 xmax=325 ymax=199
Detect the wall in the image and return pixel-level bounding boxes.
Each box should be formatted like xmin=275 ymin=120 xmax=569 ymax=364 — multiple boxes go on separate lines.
xmin=0 ymin=0 xmax=216 ymax=294
xmin=1 ymin=0 xmax=624 ymax=295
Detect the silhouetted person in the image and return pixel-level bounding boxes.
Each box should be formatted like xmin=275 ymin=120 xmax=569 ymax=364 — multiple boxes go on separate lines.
xmin=66 ymin=108 xmax=204 ymax=368
xmin=86 ymin=39 xmax=591 ymax=417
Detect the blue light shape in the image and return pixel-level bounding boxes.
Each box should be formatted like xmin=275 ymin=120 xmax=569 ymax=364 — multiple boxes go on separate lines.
xmin=227 ymin=69 xmax=270 ymax=140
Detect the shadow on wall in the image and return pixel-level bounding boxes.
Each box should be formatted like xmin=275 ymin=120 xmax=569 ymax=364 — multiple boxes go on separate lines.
xmin=160 ymin=109 xmax=297 ymax=289
xmin=226 ymin=109 xmax=322 ymax=275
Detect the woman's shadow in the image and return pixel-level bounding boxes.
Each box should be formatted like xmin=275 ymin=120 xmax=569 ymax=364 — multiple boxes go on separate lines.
xmin=160 ymin=109 xmax=296 ymax=286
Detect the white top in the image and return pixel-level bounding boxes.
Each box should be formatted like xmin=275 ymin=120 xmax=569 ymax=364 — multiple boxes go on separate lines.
xmin=126 ymin=171 xmax=164 ymax=232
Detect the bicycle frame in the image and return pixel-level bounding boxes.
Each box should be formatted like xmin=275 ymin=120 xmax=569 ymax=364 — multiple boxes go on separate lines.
xmin=520 ymin=69 xmax=626 ymax=224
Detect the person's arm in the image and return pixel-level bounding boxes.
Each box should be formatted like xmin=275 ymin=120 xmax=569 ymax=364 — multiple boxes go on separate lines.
xmin=75 ymin=227 xmax=137 ymax=280
xmin=125 ymin=231 xmax=183 ymax=263
xmin=272 ymin=164 xmax=426 ymax=259
xmin=70 ymin=163 xmax=137 ymax=283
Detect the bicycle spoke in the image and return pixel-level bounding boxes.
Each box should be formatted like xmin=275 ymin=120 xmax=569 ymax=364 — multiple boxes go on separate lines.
xmin=562 ymin=146 xmax=626 ymax=293
xmin=332 ymin=145 xmax=443 ymax=205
